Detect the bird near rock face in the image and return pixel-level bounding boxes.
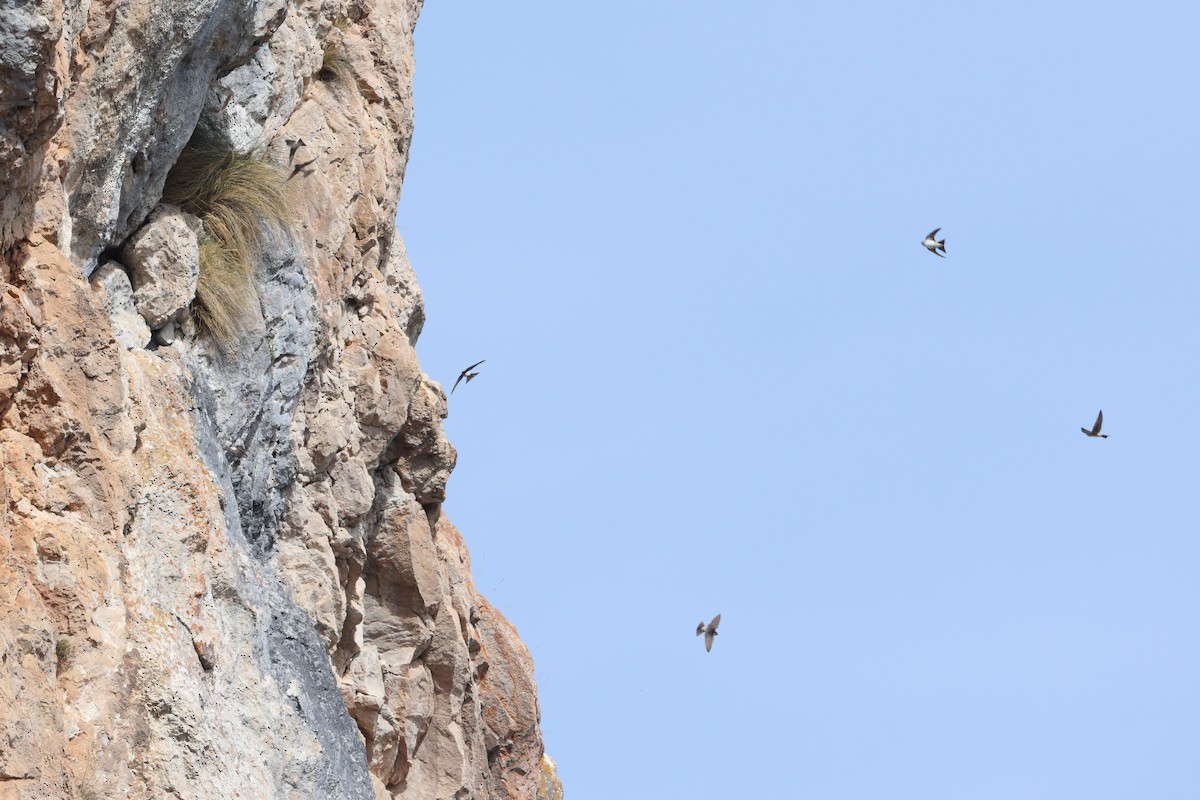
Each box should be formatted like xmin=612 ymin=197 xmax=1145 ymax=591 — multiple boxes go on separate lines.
xmin=451 ymin=360 xmax=485 ymax=394
xmin=695 ymin=614 xmax=721 ymax=652
xmin=285 ymin=137 xmax=306 ymax=163
xmin=923 ymin=227 xmax=947 ymax=257
xmin=287 ymin=157 xmax=319 ymax=180
xmin=1082 ymin=410 xmax=1109 ymax=438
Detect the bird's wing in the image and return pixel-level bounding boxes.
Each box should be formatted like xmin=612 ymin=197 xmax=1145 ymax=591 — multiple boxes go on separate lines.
xmin=1081 ymin=427 xmax=1091 ymax=436
xmin=464 ymin=359 xmax=486 ymax=372
xmin=708 ymin=614 xmax=721 ymax=632
xmin=451 ymin=374 xmax=465 ymax=394
xmin=933 ymin=249 xmax=945 ymax=258
xmin=704 ymin=631 xmax=714 ymax=652
xmin=695 ymin=623 xmax=705 ymax=636
xmin=926 ymin=228 xmax=941 ymax=240
xmin=1094 ymin=410 xmax=1103 ymax=434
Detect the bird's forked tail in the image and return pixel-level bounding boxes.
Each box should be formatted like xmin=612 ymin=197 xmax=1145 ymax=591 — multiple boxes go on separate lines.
xmin=938 ymin=238 xmax=946 ymax=252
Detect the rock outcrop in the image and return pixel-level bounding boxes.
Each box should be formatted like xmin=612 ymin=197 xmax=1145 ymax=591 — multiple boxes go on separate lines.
xmin=0 ymin=1 xmax=554 ymax=798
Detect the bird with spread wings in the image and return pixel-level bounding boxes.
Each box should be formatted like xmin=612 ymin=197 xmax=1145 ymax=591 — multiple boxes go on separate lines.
xmin=922 ymin=227 xmax=947 ymax=258
xmin=1081 ymin=410 xmax=1109 ymax=438
xmin=452 ymin=360 xmax=486 ymax=394
xmin=695 ymin=614 xmax=721 ymax=652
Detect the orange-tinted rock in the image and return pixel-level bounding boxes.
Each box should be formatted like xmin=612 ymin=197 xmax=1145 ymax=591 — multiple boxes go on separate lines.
xmin=0 ymin=0 xmax=552 ymax=798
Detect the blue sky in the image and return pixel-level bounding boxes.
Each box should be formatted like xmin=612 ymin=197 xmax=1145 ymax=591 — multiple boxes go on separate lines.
xmin=399 ymin=3 xmax=1200 ymax=798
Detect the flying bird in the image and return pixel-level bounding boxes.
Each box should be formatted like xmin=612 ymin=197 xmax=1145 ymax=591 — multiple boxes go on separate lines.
xmin=695 ymin=614 xmax=721 ymax=652
xmin=1081 ymin=410 xmax=1109 ymax=438
xmin=922 ymin=228 xmax=947 ymax=258
xmin=285 ymin=137 xmax=307 ymax=163
xmin=451 ymin=360 xmax=485 ymax=394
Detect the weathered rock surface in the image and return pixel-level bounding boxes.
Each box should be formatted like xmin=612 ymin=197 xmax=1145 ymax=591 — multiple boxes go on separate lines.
xmin=90 ymin=261 xmax=153 ymax=349
xmin=0 ymin=2 xmax=556 ymax=799
xmin=538 ymin=756 xmax=565 ymax=800
xmin=123 ymin=204 xmax=201 ymax=328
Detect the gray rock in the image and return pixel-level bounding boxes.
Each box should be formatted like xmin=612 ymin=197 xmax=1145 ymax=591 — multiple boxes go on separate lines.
xmin=188 ymin=223 xmax=314 ymax=546
xmin=124 ymin=205 xmax=202 ymax=328
xmin=89 ymin=261 xmax=152 ymax=350
xmin=76 ymin=0 xmax=285 ymax=271
xmin=155 ymin=318 xmax=177 ymax=346
xmin=178 ymin=310 xmax=197 ymax=337
xmin=0 ymin=4 xmax=63 ymax=250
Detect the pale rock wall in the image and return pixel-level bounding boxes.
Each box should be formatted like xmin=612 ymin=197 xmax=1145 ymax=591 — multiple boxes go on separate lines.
xmin=0 ymin=1 xmax=555 ymax=798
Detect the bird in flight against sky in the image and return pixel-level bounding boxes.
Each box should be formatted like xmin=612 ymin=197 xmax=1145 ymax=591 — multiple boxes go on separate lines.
xmin=695 ymin=614 xmax=721 ymax=652
xmin=451 ymin=360 xmax=486 ymax=394
xmin=1081 ymin=410 xmax=1109 ymax=438
xmin=922 ymin=228 xmax=947 ymax=258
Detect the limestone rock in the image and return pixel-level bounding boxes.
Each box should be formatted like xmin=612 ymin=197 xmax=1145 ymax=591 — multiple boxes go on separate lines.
xmin=538 ymin=755 xmax=565 ymax=800
xmin=90 ymin=261 xmax=152 ymax=349
xmin=0 ymin=0 xmax=551 ymax=798
xmin=123 ymin=204 xmax=201 ymax=328
xmin=155 ymin=317 xmax=177 ymax=345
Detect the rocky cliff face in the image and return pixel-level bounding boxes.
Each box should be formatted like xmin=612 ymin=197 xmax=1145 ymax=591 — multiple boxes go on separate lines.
xmin=0 ymin=1 xmax=559 ymax=798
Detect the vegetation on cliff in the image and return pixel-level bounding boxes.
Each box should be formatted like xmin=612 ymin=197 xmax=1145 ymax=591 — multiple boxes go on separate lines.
xmin=161 ymin=121 xmax=289 ymax=348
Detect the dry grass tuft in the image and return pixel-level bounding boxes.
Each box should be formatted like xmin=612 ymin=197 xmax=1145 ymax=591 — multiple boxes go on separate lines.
xmin=162 ymin=122 xmax=289 ymax=349
xmin=56 ymin=637 xmax=73 ymax=671
xmin=191 ymin=238 xmax=258 ymax=345
xmin=320 ymin=39 xmax=354 ymax=84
